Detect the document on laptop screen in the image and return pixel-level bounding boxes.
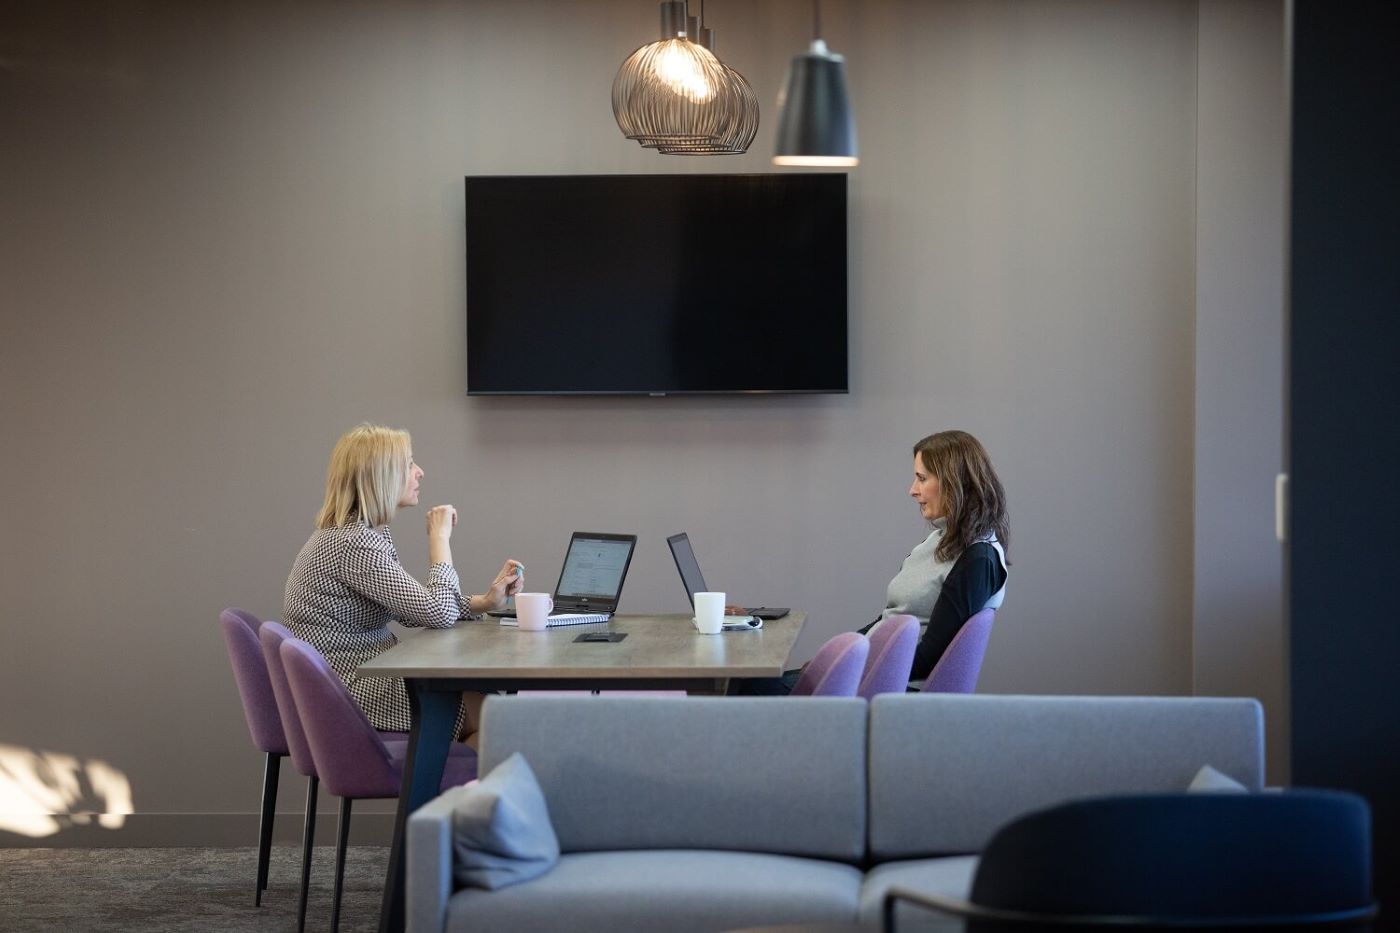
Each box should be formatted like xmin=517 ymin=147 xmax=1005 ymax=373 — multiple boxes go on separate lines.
xmin=558 ymin=538 xmax=633 ymax=598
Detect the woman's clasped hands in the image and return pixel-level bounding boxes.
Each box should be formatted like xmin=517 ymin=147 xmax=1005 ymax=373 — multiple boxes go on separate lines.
xmin=425 ymin=504 xmax=457 ymax=538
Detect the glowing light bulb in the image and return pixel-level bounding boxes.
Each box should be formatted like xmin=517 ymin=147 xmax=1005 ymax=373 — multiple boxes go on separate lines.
xmin=652 ymin=41 xmax=714 ymax=102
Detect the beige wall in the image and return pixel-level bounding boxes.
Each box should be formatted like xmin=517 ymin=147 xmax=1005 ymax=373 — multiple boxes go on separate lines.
xmin=0 ymin=0 xmax=1284 ymax=843
xmin=1193 ymin=0 xmax=1289 ymax=781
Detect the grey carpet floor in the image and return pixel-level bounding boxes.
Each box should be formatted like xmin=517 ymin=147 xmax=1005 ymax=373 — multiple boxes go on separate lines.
xmin=0 ymin=846 xmax=390 ymax=933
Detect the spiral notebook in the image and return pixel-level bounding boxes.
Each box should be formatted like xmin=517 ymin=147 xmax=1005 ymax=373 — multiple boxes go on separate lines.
xmin=499 ymin=611 xmax=611 ymax=628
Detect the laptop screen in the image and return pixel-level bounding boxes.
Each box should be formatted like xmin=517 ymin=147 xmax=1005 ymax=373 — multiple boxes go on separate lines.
xmin=666 ymin=533 xmax=708 ymax=608
xmin=556 ymin=534 xmax=636 ymax=603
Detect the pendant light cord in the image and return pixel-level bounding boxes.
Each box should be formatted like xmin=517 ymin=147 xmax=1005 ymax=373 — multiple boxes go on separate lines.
xmin=812 ymin=0 xmax=822 ymax=42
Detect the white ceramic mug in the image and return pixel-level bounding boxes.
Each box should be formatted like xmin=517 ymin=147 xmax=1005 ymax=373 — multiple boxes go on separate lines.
xmin=515 ymin=593 xmax=554 ymax=631
xmin=694 ymin=592 xmax=725 ymax=635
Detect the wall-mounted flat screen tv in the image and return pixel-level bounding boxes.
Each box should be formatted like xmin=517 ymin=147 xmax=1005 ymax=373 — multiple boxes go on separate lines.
xmin=465 ymin=173 xmax=847 ymax=395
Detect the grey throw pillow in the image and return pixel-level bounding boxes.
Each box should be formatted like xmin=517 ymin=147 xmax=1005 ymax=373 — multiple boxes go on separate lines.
xmin=450 ymin=752 xmax=560 ymax=890
xmin=1187 ymin=763 xmax=1248 ymax=793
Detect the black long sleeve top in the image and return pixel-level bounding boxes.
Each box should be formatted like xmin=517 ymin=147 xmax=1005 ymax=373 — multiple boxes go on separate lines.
xmin=907 ymin=542 xmax=1006 ymax=680
xmin=861 ymin=541 xmax=1007 ymax=681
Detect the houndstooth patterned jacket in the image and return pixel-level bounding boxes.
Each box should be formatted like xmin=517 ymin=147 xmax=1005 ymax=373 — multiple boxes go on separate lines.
xmin=283 ymin=517 xmax=471 ymax=733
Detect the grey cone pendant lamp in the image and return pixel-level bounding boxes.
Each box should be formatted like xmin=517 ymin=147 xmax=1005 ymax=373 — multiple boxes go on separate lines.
xmin=773 ymin=1 xmax=858 ymax=166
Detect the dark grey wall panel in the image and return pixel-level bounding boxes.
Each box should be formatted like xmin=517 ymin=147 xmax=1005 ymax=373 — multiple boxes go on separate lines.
xmin=1289 ymin=0 xmax=1400 ymax=908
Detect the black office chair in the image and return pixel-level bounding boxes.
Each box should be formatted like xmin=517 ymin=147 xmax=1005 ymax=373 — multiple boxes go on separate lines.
xmin=883 ymin=790 xmax=1377 ymax=931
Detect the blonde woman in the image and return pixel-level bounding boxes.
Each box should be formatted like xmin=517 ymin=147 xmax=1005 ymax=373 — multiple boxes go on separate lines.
xmin=283 ymin=424 xmax=522 ymax=741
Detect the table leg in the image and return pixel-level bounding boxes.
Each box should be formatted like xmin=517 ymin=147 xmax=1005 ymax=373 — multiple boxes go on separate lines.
xmin=377 ymin=679 xmax=459 ymax=933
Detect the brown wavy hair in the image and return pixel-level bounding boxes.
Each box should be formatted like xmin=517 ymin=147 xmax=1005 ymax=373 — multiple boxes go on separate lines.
xmin=915 ymin=430 xmax=1010 ymax=563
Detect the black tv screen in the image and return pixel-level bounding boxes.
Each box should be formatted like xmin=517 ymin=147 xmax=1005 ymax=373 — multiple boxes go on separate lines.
xmin=465 ymin=173 xmax=847 ymax=395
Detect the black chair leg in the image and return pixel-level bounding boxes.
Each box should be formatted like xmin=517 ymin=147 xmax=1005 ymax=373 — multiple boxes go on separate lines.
xmin=330 ymin=797 xmax=353 ymax=933
xmin=255 ymin=752 xmax=282 ymax=906
xmin=297 ymin=775 xmax=319 ymax=933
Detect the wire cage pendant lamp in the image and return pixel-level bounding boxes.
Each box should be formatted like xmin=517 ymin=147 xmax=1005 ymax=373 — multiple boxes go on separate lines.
xmin=656 ymin=57 xmax=759 ymax=155
xmin=613 ymin=1 xmax=759 ymax=155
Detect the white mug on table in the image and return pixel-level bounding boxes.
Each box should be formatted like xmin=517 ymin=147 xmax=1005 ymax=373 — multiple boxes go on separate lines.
xmin=515 ymin=593 xmax=554 ymax=631
xmin=694 ymin=591 xmax=725 ymax=635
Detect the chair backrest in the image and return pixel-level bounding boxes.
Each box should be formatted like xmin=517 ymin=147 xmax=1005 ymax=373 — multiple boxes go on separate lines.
xmin=217 ymin=608 xmax=288 ymax=756
xmin=258 ymin=622 xmax=318 ymax=777
xmin=279 ymin=637 xmax=399 ymax=799
xmin=791 ymin=632 xmax=870 ymax=697
xmin=968 ymin=791 xmax=1376 ymax=925
xmin=921 ymin=608 xmax=995 ymax=693
xmin=858 ymin=614 xmax=919 ymax=700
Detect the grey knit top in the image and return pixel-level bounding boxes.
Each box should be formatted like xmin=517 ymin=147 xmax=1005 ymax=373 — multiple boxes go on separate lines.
xmin=882 ymin=519 xmax=1007 ymax=626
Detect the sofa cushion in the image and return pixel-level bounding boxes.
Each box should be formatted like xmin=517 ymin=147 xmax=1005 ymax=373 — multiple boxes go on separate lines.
xmin=444 ymin=849 xmax=863 ymax=933
xmin=1188 ymin=763 xmax=1249 ymax=793
xmin=859 ymin=856 xmax=979 ymax=932
xmin=479 ymin=696 xmax=868 ymax=861
xmin=867 ymin=694 xmax=1264 ymax=859
xmin=450 ymin=753 xmax=559 ymax=890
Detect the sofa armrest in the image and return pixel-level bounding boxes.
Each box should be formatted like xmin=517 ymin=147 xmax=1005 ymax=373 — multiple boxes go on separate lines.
xmin=407 ymin=784 xmax=472 ymax=933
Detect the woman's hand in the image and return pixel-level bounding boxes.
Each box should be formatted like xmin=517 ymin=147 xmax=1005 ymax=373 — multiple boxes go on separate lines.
xmin=476 ymin=559 xmax=525 ymax=612
xmin=425 ymin=505 xmax=456 ymax=568
xmin=425 ymin=505 xmax=457 ymax=540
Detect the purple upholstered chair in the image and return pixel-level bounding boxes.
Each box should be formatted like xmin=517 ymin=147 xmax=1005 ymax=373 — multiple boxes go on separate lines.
xmin=858 ymin=614 xmax=920 ymax=700
xmin=921 ymin=608 xmax=996 ymax=694
xmin=258 ymin=621 xmax=330 ymax=933
xmin=791 ymin=632 xmax=870 ymax=697
xmin=280 ymin=637 xmax=477 ymax=933
xmin=261 ymin=623 xmax=449 ymax=932
xmin=218 ymin=608 xmax=288 ymax=906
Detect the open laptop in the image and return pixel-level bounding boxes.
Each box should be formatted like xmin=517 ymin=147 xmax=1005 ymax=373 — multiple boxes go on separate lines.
xmin=496 ymin=532 xmax=638 ymax=626
xmin=667 ymin=532 xmax=789 ymax=621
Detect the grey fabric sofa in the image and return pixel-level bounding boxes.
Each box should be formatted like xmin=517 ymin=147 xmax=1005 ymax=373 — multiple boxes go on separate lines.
xmin=407 ymin=694 xmax=1263 ymax=933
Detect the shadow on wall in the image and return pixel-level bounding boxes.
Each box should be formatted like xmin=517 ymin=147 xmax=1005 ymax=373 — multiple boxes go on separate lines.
xmin=0 ymin=744 xmax=133 ymax=839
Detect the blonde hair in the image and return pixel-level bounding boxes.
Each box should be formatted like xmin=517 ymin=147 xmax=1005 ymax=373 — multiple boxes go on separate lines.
xmin=914 ymin=430 xmax=1010 ymax=563
xmin=315 ymin=424 xmax=412 ymax=529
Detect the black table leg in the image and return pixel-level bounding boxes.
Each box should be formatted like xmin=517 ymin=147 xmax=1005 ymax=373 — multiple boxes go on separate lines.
xmin=377 ymin=680 xmax=459 ymax=933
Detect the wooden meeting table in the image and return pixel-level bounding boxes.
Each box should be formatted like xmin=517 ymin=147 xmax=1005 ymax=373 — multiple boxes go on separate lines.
xmin=361 ymin=610 xmax=807 ymax=933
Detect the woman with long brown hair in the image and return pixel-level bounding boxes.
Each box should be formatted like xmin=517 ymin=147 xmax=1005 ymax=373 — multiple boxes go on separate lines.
xmin=733 ymin=429 xmax=1008 ymax=694
xmin=888 ymin=430 xmax=1009 ymax=680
